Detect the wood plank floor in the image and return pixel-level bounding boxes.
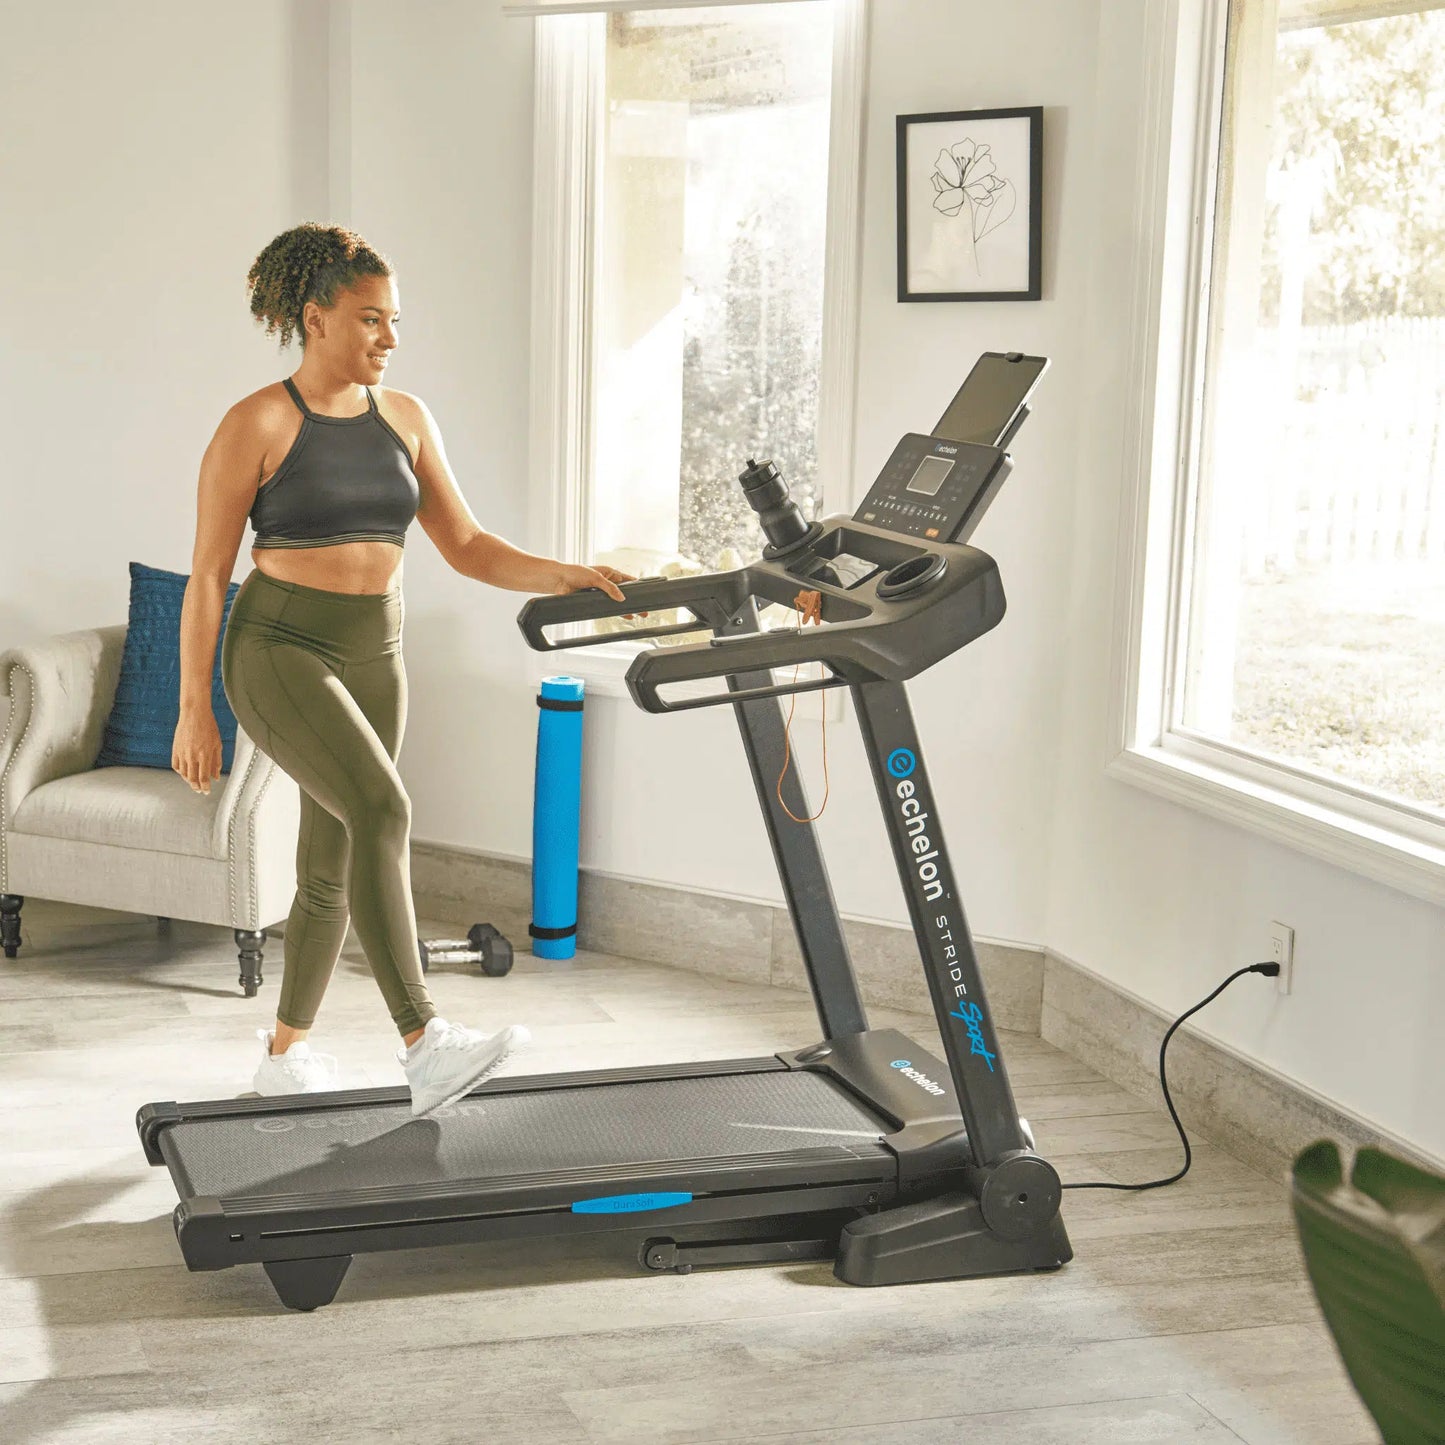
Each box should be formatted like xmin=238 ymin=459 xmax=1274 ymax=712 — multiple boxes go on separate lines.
xmin=0 ymin=899 xmax=1380 ymax=1444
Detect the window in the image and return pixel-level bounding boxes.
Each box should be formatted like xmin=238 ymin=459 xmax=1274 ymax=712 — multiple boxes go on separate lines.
xmin=529 ymin=2 xmax=865 ymax=685
xmin=1118 ymin=0 xmax=1445 ymax=897
xmin=593 ymin=6 xmax=834 ymax=578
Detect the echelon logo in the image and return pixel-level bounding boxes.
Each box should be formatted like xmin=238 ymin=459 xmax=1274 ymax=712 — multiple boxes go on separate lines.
xmin=888 ymin=1058 xmax=946 ymax=1097
xmin=886 ymin=748 xmax=916 ymax=779
xmin=892 ymin=764 xmax=945 ymax=903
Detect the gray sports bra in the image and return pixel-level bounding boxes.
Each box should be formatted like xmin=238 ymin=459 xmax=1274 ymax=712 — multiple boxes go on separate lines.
xmin=249 ymin=378 xmax=421 ymax=550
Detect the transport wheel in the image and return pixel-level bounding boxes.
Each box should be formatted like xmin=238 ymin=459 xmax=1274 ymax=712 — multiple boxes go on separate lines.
xmin=640 ymin=1238 xmax=692 ymax=1274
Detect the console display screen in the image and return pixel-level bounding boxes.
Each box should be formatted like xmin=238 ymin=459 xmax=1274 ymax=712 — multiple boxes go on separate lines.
xmin=806 ymin=552 xmax=880 ymax=590
xmin=906 ymin=455 xmax=954 ymax=497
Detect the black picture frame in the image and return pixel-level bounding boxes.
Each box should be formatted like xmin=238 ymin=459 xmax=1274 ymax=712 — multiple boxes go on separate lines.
xmin=896 ymin=106 xmax=1043 ymax=303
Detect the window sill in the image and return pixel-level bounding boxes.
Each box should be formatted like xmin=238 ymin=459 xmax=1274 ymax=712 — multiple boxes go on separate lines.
xmin=522 ymin=640 xmax=848 ymax=720
xmin=1108 ymin=743 xmax=1445 ymax=906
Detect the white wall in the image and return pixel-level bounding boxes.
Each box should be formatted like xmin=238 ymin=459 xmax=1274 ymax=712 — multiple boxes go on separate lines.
xmin=0 ymin=0 xmax=330 ymax=636
xmin=3 ymin=0 xmax=1438 ymax=1158
xmin=1046 ymin=0 xmax=1445 ymax=1160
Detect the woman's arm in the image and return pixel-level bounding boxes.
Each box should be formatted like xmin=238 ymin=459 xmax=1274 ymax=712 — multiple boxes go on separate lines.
xmin=174 ymin=404 xmax=258 ymax=790
xmin=181 ymin=405 xmax=256 ymax=701
xmin=454 ymin=532 xmax=632 ymax=599
xmin=405 ymin=393 xmax=628 ymax=601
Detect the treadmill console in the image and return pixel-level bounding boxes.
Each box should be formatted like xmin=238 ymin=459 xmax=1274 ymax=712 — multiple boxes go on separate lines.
xmin=848 ymin=352 xmax=1048 ymax=546
xmin=851 ymin=433 xmax=1010 ymax=545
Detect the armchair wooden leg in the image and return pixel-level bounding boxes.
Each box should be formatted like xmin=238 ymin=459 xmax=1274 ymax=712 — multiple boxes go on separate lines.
xmin=1 ymin=895 xmax=22 ymax=959
xmin=234 ymin=928 xmax=266 ymax=998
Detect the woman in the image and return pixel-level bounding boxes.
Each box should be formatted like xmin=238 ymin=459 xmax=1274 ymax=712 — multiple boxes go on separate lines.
xmin=171 ymin=223 xmax=630 ymax=1116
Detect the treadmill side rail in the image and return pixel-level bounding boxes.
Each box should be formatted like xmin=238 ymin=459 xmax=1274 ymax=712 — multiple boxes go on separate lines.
xmin=173 ymin=1177 xmax=896 ymax=1280
xmin=781 ymin=1028 xmax=980 ymax=1186
xmin=784 ymin=1028 xmax=962 ymax=1127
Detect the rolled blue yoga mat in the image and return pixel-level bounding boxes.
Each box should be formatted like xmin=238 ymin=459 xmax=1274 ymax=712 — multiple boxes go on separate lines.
xmin=531 ymin=675 xmax=584 ymax=960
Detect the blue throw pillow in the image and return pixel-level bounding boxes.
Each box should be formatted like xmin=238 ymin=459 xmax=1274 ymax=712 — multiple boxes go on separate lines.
xmin=95 ymin=562 xmax=242 ymax=773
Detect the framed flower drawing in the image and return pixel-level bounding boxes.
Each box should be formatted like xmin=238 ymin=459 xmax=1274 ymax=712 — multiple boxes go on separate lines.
xmin=896 ymin=107 xmax=1042 ymax=302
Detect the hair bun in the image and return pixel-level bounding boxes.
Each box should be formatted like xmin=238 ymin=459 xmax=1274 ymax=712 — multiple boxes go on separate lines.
xmin=245 ymin=223 xmax=393 ymax=353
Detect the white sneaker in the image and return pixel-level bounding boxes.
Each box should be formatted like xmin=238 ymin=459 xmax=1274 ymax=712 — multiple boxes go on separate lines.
xmin=400 ymin=1017 xmax=531 ymax=1117
xmin=252 ymin=1029 xmax=340 ymax=1096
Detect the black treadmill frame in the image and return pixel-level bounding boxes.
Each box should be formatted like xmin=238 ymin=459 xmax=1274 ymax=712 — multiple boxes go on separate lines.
xmin=137 ymin=1029 xmax=994 ymax=1308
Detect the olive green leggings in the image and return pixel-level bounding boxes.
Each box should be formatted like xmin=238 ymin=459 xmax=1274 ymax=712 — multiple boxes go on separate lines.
xmin=221 ymin=568 xmax=437 ymax=1037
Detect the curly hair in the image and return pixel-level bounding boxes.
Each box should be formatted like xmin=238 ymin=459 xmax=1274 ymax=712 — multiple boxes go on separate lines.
xmin=246 ymin=223 xmax=394 ymax=351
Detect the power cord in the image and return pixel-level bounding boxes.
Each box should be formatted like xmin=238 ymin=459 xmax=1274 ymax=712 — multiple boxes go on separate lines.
xmin=1060 ymin=961 xmax=1281 ymax=1192
xmin=776 ymin=589 xmax=830 ymax=824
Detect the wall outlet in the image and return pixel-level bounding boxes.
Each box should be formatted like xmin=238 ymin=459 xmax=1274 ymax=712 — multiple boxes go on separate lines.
xmin=1270 ymin=921 xmax=1295 ymax=995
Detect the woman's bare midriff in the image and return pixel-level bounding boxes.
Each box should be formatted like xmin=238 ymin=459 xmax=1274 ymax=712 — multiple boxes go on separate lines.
xmin=251 ymin=541 xmax=403 ymax=596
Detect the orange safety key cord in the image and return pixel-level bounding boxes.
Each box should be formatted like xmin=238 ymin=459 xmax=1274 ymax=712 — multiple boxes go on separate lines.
xmin=777 ymin=588 xmax=830 ymax=823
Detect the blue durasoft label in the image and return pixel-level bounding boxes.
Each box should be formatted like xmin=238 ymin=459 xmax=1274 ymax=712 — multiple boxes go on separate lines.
xmin=571 ymin=1191 xmax=693 ymax=1215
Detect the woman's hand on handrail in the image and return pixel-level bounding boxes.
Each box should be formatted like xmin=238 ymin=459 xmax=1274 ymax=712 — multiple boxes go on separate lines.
xmin=551 ymin=563 xmax=647 ymax=618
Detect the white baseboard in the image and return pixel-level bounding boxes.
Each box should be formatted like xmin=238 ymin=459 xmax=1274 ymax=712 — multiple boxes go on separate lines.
xmin=1042 ymin=947 xmax=1444 ymax=1179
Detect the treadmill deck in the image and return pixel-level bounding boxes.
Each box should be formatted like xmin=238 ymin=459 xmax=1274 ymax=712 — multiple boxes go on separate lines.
xmin=158 ymin=1067 xmax=896 ymax=1205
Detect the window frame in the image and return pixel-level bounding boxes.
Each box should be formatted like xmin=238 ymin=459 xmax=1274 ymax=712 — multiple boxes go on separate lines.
xmin=1110 ymin=0 xmax=1445 ymax=904
xmin=523 ymin=0 xmax=869 ymax=709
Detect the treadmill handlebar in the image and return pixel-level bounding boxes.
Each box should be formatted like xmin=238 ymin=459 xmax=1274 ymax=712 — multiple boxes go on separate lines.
xmin=516 ymin=571 xmax=747 ymax=652
xmin=625 ymin=627 xmax=854 ymax=714
xmin=517 ymin=518 xmax=1008 ymax=715
xmin=518 ymin=569 xmax=869 ymax=713
xmin=623 ymin=549 xmax=1005 ymax=715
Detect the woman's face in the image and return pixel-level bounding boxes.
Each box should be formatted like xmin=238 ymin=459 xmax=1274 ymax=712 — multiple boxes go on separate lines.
xmin=306 ymin=274 xmax=401 ymax=381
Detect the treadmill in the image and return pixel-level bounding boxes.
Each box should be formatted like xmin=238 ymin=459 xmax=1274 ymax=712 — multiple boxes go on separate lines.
xmin=137 ymin=352 xmax=1073 ymax=1311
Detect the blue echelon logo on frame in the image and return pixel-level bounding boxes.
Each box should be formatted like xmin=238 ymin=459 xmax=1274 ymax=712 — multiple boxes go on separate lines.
xmin=886 ymin=748 xmax=916 ymax=778
xmin=888 ymin=1058 xmax=946 ymax=1096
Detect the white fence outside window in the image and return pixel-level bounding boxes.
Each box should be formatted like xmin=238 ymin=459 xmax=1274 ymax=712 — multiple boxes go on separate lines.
xmin=1244 ymin=317 xmax=1445 ymax=577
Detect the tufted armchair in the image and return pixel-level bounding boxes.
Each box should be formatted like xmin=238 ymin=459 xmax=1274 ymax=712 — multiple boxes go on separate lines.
xmin=0 ymin=625 xmax=300 ymax=995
